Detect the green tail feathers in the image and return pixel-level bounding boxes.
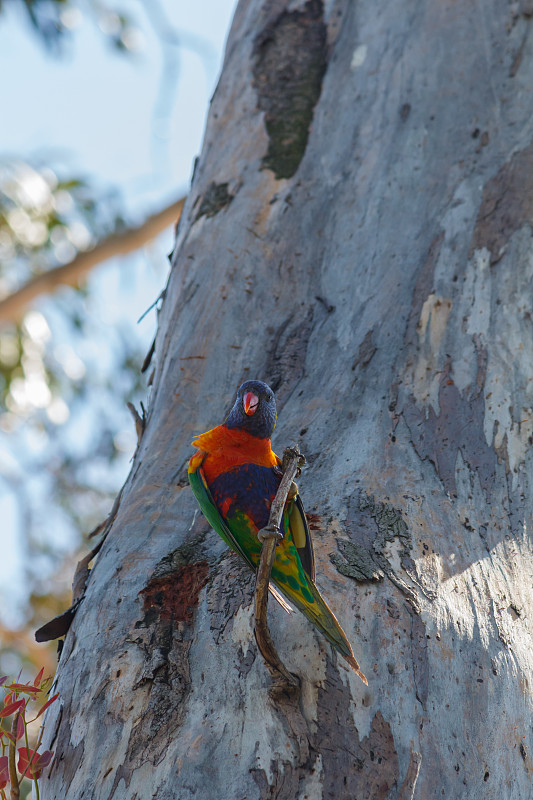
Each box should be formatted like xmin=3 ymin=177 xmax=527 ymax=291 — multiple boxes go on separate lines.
xmin=274 ymin=575 xmax=368 ymax=685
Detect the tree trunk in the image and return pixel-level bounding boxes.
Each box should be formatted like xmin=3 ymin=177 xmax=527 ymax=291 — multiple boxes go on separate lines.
xmin=41 ymin=1 xmax=533 ymax=798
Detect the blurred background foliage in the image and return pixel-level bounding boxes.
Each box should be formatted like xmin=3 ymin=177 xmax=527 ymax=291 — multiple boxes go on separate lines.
xmin=2 ymin=0 xmax=142 ymax=52
xmin=0 ymin=0 xmax=233 ymax=682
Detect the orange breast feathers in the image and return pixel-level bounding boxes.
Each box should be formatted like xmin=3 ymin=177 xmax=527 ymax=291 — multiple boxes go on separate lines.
xmin=192 ymin=425 xmax=280 ymax=483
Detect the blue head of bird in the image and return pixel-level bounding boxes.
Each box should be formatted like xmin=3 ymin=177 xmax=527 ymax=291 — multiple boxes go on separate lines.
xmin=224 ymin=380 xmax=277 ymax=439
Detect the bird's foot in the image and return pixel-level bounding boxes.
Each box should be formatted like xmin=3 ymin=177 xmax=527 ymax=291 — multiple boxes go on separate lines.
xmin=257 ymin=524 xmax=283 ymax=543
xmin=287 ymin=481 xmax=298 ymax=500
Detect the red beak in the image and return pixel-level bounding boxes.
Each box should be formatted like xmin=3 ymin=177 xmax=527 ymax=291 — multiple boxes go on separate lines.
xmin=243 ymin=392 xmax=259 ymax=415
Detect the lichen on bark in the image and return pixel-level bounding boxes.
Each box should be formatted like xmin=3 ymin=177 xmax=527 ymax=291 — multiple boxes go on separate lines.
xmin=252 ymin=0 xmax=327 ymax=179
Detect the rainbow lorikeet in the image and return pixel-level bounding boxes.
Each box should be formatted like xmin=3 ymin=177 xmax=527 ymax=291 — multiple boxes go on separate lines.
xmin=188 ymin=380 xmax=367 ymax=684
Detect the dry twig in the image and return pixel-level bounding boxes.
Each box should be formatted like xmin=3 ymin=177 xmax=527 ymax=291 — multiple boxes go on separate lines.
xmin=254 ymin=446 xmax=305 ymax=688
xmin=127 ymin=401 xmax=146 ymax=445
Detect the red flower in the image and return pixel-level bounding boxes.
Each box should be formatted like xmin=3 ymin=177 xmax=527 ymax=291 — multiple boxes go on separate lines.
xmin=0 ymin=755 xmax=8 ymax=789
xmin=17 ymin=748 xmax=53 ymax=780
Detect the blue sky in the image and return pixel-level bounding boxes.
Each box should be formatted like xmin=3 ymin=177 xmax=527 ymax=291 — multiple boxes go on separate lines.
xmin=0 ymin=0 xmax=237 ymax=626
xmin=0 ymin=0 xmax=237 ymax=211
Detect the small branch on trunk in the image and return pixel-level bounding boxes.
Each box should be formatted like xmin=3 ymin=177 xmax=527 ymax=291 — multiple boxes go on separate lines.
xmin=34 ymin=532 xmax=107 ymax=643
xmin=254 ymin=446 xmax=305 ymax=689
xmin=127 ymin=401 xmax=146 ymax=445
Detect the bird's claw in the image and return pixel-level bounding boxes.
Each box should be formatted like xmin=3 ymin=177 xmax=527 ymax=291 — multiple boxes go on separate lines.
xmin=287 ymin=481 xmax=298 ymax=500
xmin=257 ymin=525 xmax=283 ymax=543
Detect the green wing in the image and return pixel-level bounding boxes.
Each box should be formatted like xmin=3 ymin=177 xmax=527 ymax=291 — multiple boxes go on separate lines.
xmin=289 ymin=494 xmax=315 ymax=581
xmin=188 ymin=454 xmax=293 ymax=613
xmin=189 ymin=452 xmax=366 ymax=683
xmin=188 ymin=456 xmax=256 ymax=570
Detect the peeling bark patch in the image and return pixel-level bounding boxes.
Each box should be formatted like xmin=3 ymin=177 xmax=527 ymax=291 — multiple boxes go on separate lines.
xmin=151 ymin=531 xmax=208 ymax=579
xmin=403 ymin=357 xmax=496 ymax=497
xmin=330 ymin=541 xmax=384 ymax=582
xmin=125 ymin=560 xmax=206 ymax=773
xmin=331 ymin=494 xmax=420 ymax=607
xmin=251 ymin=761 xmax=300 ymax=800
xmin=249 ymin=663 xmax=400 ymax=800
xmin=237 ymin=645 xmax=256 ymax=677
xmin=121 ymin=630 xmax=193 ymax=779
xmin=207 ymin=553 xmax=255 ymax=643
xmin=316 ymin=663 xmax=399 ymax=799
xmin=252 ymin=0 xmax=327 ymax=179
xmin=265 ymin=308 xmax=314 ymax=410
xmin=331 ymin=492 xmax=411 ymax=582
xmin=470 ymin=140 xmax=533 ymax=263
xmin=140 ymin=562 xmax=209 ymax=624
xmin=195 ymin=182 xmax=234 ymax=221
xmin=365 ymin=495 xmax=411 ymax=556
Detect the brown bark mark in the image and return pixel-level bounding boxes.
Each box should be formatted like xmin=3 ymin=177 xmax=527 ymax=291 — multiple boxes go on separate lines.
xmin=265 ymin=308 xmax=314 ymax=410
xmin=352 ymin=328 xmax=377 ymax=374
xmin=470 ymin=139 xmax=533 ymax=263
xmin=252 ymin=0 xmax=327 ymax=179
xmin=251 ymin=761 xmax=300 ymax=800
xmin=403 ymin=355 xmax=496 ymax=498
xmin=404 ymin=231 xmax=444 ymax=348
xmin=410 ymin=614 xmax=429 ymax=709
xmin=195 ymin=182 xmax=235 ymax=221
xmin=140 ymin=561 xmax=209 ymax=624
xmin=315 ymin=663 xmax=399 ymax=800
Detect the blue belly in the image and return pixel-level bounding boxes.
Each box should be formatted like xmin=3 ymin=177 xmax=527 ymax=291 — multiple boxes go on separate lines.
xmin=209 ymin=463 xmax=280 ymax=530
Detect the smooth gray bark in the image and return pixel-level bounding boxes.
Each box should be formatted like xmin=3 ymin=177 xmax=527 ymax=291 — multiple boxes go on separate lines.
xmin=42 ymin=1 xmax=533 ymax=798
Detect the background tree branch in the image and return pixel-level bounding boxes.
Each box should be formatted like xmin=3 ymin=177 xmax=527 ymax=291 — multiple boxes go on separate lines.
xmin=0 ymin=196 xmax=184 ymax=324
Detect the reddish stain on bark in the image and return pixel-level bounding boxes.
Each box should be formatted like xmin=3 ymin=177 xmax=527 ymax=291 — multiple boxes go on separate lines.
xmin=140 ymin=561 xmax=209 ymax=623
xmin=305 ymin=512 xmax=322 ymax=530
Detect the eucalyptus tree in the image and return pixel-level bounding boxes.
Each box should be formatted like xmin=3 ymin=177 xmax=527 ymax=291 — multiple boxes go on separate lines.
xmin=41 ymin=1 xmax=533 ymax=798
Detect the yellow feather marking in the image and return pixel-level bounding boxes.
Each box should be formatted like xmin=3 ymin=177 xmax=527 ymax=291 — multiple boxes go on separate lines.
xmin=289 ymin=502 xmax=307 ymax=549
